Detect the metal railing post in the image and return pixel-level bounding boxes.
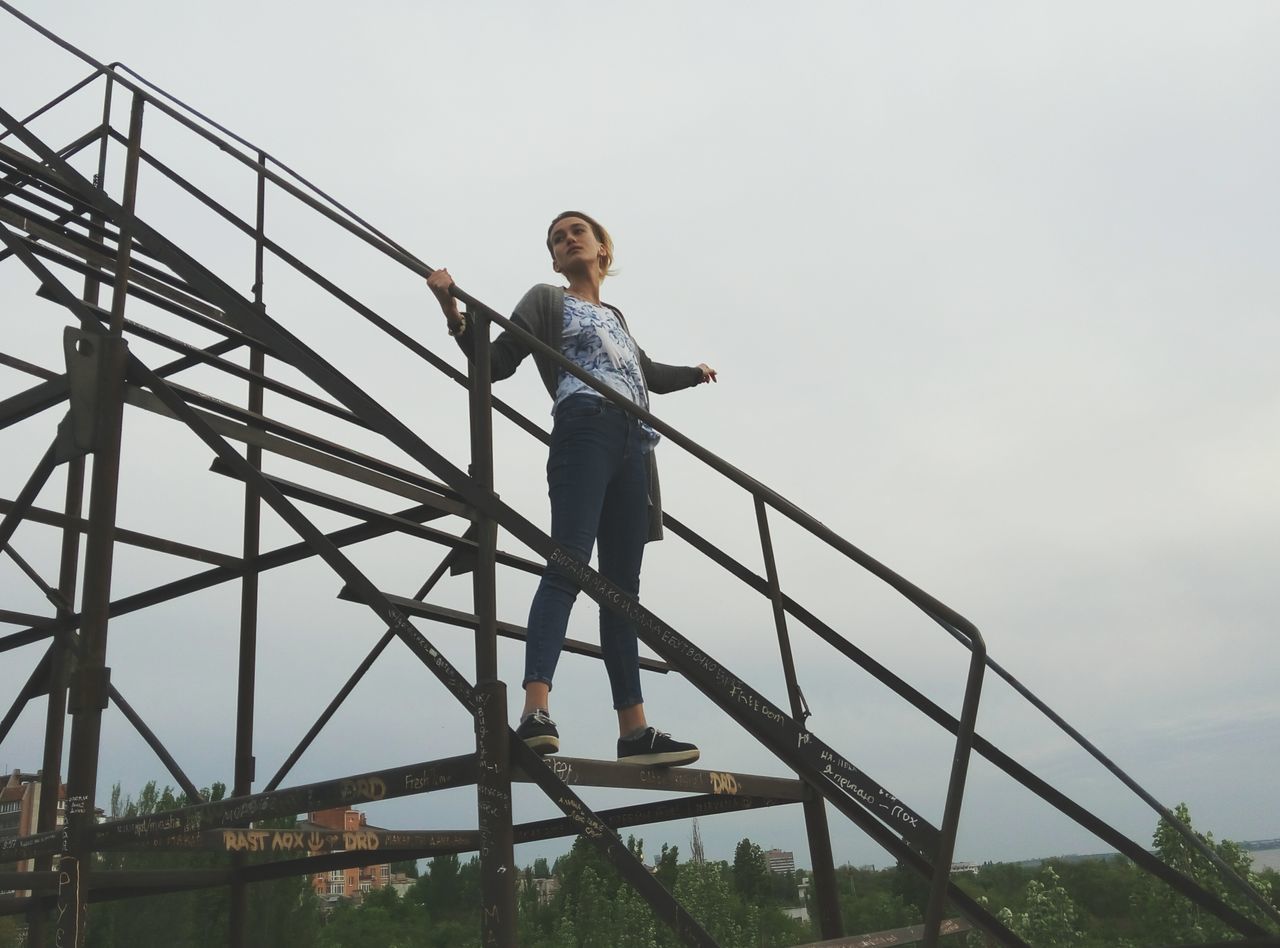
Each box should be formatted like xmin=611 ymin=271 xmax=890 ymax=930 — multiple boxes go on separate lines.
xmin=755 ymin=497 xmax=842 ymax=938
xmin=922 ymin=637 xmax=986 ymax=946
xmin=467 ymin=309 xmax=517 ymax=947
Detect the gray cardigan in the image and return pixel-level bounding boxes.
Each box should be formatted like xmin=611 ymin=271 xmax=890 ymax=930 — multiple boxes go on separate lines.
xmin=456 ymin=283 xmax=703 ymax=541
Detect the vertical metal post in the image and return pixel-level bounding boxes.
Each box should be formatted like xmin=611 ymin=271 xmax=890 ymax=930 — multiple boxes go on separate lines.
xmin=754 ymin=497 xmax=842 ymax=939
xmin=28 ymin=459 xmax=84 ymax=943
xmin=28 ymin=76 xmax=114 ymax=945
xmin=229 ymin=151 xmax=269 ymax=948
xmin=58 ymin=90 xmax=144 ymax=948
xmin=467 ymin=308 xmax=517 ymax=948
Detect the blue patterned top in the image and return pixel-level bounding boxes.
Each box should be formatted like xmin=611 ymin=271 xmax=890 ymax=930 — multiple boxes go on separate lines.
xmin=554 ymin=294 xmax=660 ymax=449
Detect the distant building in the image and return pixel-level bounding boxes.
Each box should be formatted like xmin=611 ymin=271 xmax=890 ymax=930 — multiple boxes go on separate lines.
xmin=951 ymin=861 xmax=979 ymax=874
xmin=1 ymin=770 xmax=68 ymax=897
xmin=302 ymin=806 xmax=405 ymax=905
xmin=765 ymin=848 xmax=796 ymax=874
xmin=521 ymin=875 xmax=561 ymax=906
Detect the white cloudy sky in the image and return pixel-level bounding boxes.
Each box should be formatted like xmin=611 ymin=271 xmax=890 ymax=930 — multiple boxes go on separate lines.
xmin=1 ymin=2 xmax=1277 ymax=874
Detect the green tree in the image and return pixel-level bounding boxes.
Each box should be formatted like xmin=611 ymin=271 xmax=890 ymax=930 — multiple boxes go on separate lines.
xmin=317 ymin=887 xmax=424 ymax=948
xmin=407 ymin=853 xmax=482 ymax=947
xmin=891 ymin=858 xmax=932 ymax=918
xmin=390 ymin=857 xmax=420 ymax=879
xmin=1001 ymin=866 xmax=1082 ymax=947
xmin=417 ymin=852 xmax=460 ymax=917
xmin=614 ymin=882 xmax=660 ymax=948
xmin=574 ymin=867 xmax=615 ymax=948
xmin=554 ymin=898 xmax=578 ymax=948
xmin=1261 ymin=867 xmax=1280 ymax=914
xmin=673 ymin=860 xmax=755 ymax=948
xmin=654 ymin=843 xmax=679 ymax=893
xmin=731 ymin=838 xmax=769 ymax=903
xmin=836 ymin=864 xmax=920 ymax=936
xmin=86 ymin=781 xmax=237 ymax=948
xmin=1130 ymin=803 xmax=1274 ymax=944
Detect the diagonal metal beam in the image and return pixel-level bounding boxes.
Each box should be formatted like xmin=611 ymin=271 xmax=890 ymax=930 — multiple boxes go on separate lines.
xmin=0 ymin=499 xmax=240 ymax=569
xmin=0 ymin=608 xmax=49 ymax=626
xmin=106 ymin=681 xmax=203 ymax=801
xmin=0 ymin=645 xmax=53 ymax=745
xmin=0 ymin=69 xmax=101 ymax=145
xmin=343 ymin=587 xmax=670 ymax=674
xmin=0 ymin=442 xmax=58 ymax=551
xmin=121 ymin=383 xmax=465 ymax=513
xmin=0 ymin=350 xmax=60 ymax=380
xmin=0 ymin=499 xmax=442 ymax=657
xmin=0 ymin=376 xmax=70 ymax=432
xmin=263 ymin=521 xmax=466 ymax=793
xmin=208 ymin=460 xmax=541 ymax=575
xmin=4 ymin=541 xmax=69 ymax=610
xmin=261 ymin=629 xmax=396 ymax=793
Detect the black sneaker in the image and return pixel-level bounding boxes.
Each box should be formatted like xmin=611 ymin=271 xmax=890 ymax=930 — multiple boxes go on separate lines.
xmin=617 ymin=727 xmax=699 ymax=767
xmin=515 ymin=709 xmax=559 ymax=755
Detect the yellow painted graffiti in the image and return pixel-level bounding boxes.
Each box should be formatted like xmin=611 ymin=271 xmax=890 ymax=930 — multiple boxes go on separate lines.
xmin=709 ymin=772 xmax=739 ymax=795
xmin=341 ymin=776 xmax=388 ymax=802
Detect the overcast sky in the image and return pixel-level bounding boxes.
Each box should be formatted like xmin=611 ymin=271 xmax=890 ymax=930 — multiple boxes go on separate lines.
xmin=1 ymin=2 xmax=1277 ymax=875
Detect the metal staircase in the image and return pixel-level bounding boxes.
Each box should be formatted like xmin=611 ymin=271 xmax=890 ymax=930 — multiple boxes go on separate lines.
xmin=1 ymin=6 xmax=1276 ymax=947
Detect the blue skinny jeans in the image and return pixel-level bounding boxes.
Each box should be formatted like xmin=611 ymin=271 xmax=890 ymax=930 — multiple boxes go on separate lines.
xmin=524 ymin=394 xmax=648 ymax=710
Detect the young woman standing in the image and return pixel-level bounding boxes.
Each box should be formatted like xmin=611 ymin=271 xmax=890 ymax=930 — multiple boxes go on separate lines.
xmin=427 ymin=211 xmax=715 ymax=766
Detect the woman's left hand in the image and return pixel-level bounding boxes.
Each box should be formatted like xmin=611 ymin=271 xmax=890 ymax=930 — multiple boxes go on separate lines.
xmin=697 ymin=363 xmax=718 ymax=384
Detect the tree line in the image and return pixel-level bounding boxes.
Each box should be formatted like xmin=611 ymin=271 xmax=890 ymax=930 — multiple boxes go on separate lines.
xmin=3 ymin=782 xmax=1276 ymax=947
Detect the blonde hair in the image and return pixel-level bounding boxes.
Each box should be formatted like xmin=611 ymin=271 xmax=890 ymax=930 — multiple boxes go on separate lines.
xmin=546 ymin=210 xmax=615 ymax=279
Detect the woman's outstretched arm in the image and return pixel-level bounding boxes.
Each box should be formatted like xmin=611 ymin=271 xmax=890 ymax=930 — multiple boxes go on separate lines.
xmin=639 ymin=349 xmax=717 ymax=394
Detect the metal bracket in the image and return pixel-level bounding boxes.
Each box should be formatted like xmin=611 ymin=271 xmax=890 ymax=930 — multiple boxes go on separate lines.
xmin=54 ymin=326 xmax=128 ymax=462
xmin=450 ymin=521 xmax=481 ymax=576
xmin=68 ymin=665 xmax=111 ymax=714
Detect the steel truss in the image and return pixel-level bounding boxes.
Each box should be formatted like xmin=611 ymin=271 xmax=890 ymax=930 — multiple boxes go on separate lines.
xmin=1 ymin=7 xmax=1276 ymax=948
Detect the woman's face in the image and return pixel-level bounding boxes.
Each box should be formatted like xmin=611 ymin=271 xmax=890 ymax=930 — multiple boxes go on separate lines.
xmin=548 ymin=216 xmax=603 ymax=275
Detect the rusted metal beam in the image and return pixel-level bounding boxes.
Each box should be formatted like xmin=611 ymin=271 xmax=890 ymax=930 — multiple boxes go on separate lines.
xmin=0 ymin=443 xmax=58 ymax=552
xmin=344 ymin=588 xmax=671 ymax=674
xmin=4 ymin=754 xmax=478 ymax=863
xmin=0 ymin=498 xmax=240 ymax=568
xmin=123 ymin=384 xmax=466 ymax=515
xmin=0 ymin=499 xmax=443 ymax=656
xmin=130 ymin=827 xmax=478 ymax=856
xmin=210 ymin=461 xmax=543 ymax=576
xmin=0 ymin=607 xmax=49 ymax=626
xmin=514 ymin=792 xmax=799 ymax=845
xmin=107 ymin=684 xmax=202 ymax=802
xmin=511 ymin=756 xmax=805 ymax=801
